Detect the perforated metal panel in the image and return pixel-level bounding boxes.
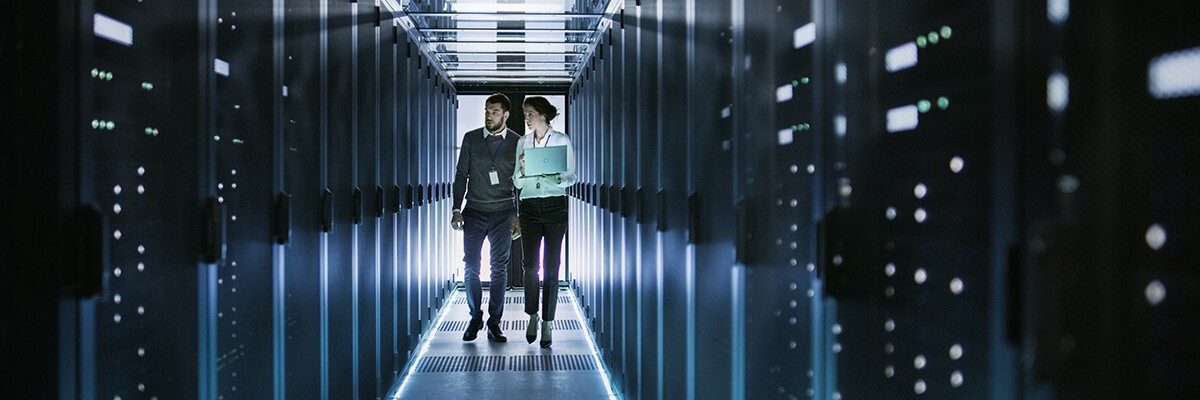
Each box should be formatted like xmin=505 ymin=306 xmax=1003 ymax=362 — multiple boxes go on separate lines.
xmin=415 ymin=356 xmax=507 ymax=373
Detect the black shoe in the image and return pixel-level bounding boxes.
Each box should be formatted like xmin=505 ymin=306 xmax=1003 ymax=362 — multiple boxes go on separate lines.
xmin=486 ymin=323 xmax=507 ymax=342
xmin=462 ymin=320 xmax=482 ymax=341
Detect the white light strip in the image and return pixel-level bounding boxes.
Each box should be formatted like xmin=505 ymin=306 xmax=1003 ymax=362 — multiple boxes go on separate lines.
xmin=93 ymin=13 xmax=133 ymax=47
xmin=885 ymin=42 xmax=918 ymax=72
xmin=778 ymin=128 xmax=794 ymax=145
xmin=835 ymin=115 xmax=847 ymax=137
xmin=886 ymin=104 xmax=920 ymax=133
xmin=793 ymin=22 xmax=817 ymax=49
xmin=1149 ymin=46 xmax=1200 ymax=100
xmin=449 ymin=71 xmax=573 ymax=77
xmin=213 ymin=58 xmax=230 ymax=77
xmin=564 ymin=287 xmax=619 ymax=399
xmin=388 ymin=290 xmax=457 ymax=399
xmin=775 ymin=84 xmax=794 ymax=103
xmin=452 ymin=77 xmax=573 ymax=83
xmin=451 ymin=3 xmax=567 ymax=13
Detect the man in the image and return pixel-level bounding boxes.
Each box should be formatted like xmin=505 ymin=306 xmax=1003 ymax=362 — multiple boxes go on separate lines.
xmin=451 ymin=93 xmax=521 ymax=342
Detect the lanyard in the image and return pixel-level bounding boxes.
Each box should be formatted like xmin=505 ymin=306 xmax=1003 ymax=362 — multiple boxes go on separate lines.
xmin=534 ymin=132 xmax=550 ymax=148
xmin=486 ymin=133 xmax=506 ymax=170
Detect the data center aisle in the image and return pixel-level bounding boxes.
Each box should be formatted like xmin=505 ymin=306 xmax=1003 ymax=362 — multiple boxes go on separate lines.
xmin=389 ymin=287 xmax=617 ymax=399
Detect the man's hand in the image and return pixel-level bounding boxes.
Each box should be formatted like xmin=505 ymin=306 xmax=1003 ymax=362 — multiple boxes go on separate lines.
xmin=451 ymin=211 xmax=464 ymax=231
xmin=511 ymin=218 xmax=522 ymax=240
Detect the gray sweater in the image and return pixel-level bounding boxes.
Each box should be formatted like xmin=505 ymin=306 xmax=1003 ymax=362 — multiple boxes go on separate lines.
xmin=453 ymin=127 xmax=520 ymax=213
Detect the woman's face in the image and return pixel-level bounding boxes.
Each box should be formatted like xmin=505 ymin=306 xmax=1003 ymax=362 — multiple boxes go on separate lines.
xmin=523 ymin=104 xmax=546 ymax=131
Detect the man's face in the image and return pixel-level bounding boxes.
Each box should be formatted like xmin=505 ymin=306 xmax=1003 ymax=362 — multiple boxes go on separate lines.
xmin=484 ymin=102 xmax=509 ymax=132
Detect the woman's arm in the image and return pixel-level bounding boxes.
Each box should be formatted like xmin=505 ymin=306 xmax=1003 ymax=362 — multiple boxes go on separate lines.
xmin=512 ymin=137 xmax=529 ymax=190
xmin=557 ymin=135 xmax=577 ymax=187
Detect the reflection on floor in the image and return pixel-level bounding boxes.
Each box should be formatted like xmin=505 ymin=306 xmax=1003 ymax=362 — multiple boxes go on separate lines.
xmin=388 ymin=287 xmax=618 ymax=399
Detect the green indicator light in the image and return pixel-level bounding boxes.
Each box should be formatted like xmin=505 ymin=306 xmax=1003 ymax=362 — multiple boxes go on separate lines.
xmin=801 ymin=77 xmax=810 ymax=84
xmin=940 ymin=26 xmax=952 ymax=39
xmin=144 ymin=127 xmax=153 ymax=135
xmin=234 ymin=105 xmax=241 ymax=110
xmin=928 ymin=32 xmax=939 ymax=44
xmin=791 ymin=125 xmax=799 ymax=131
xmin=91 ymin=69 xmax=99 ymax=78
xmin=937 ymin=96 xmax=950 ymax=109
xmin=231 ymin=139 xmax=244 ymax=144
xmin=105 ymin=72 xmax=113 ymax=80
xmin=105 ymin=121 xmax=115 ymax=130
xmin=214 ymin=135 xmax=221 ymax=141
xmin=916 ymin=36 xmax=928 ymax=48
xmin=918 ymin=100 xmax=932 ymax=113
xmin=792 ymin=80 xmax=800 ymax=87
xmin=142 ymin=82 xmax=154 ymax=90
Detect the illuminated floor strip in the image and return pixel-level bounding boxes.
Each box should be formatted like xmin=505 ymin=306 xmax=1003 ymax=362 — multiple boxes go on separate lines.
xmin=387 ymin=287 xmax=618 ymax=399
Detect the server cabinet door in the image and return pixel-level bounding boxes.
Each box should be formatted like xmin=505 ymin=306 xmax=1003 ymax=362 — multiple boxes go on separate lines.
xmin=690 ymin=0 xmax=737 ymax=398
xmin=281 ymin=0 xmax=324 ymax=397
xmin=619 ymin=8 xmax=643 ymax=395
xmin=73 ymin=2 xmax=205 ymax=398
xmin=377 ymin=16 xmax=399 ymax=394
xmin=325 ymin=0 xmax=356 ymax=396
xmin=1021 ymin=1 xmax=1200 ymax=398
xmin=211 ymin=0 xmax=280 ymax=398
xmin=824 ymin=1 xmax=1020 ymax=398
xmin=636 ymin=1 xmax=663 ymax=397
xmin=352 ymin=2 xmax=380 ymax=398
xmin=658 ymin=0 xmax=692 ymax=397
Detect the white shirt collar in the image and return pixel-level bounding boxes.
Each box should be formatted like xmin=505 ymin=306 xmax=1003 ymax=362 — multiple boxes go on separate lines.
xmin=531 ymin=129 xmax=558 ymax=146
xmin=485 ymin=127 xmax=507 ymax=139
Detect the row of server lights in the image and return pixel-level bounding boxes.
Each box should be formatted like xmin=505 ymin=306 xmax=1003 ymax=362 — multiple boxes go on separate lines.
xmin=9 ymin=0 xmax=471 ymax=399
xmin=563 ymin=0 xmax=1198 ymax=399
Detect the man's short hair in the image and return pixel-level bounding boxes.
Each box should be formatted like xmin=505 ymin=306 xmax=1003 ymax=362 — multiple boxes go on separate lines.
xmin=485 ymin=93 xmax=511 ymax=112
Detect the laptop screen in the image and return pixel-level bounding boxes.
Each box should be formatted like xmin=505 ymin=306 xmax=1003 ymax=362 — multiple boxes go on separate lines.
xmin=524 ymin=145 xmax=568 ymax=176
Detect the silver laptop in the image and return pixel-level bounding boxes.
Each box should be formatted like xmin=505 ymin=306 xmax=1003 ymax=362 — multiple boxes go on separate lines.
xmin=523 ymin=145 xmax=568 ymax=177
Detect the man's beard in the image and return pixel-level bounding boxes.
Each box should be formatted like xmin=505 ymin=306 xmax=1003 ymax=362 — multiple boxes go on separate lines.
xmin=486 ymin=120 xmax=502 ymax=132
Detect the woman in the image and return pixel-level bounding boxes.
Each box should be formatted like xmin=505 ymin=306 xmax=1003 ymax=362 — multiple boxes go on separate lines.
xmin=513 ymin=96 xmax=576 ymax=348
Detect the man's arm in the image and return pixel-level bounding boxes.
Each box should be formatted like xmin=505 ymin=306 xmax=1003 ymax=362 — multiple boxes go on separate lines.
xmin=452 ymin=132 xmax=472 ymax=213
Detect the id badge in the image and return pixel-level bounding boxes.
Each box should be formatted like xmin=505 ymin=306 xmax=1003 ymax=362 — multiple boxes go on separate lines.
xmin=489 ymin=170 xmax=500 ymax=185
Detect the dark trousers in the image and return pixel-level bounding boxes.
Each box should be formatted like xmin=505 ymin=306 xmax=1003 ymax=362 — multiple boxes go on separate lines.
xmin=462 ymin=207 xmax=514 ymax=326
xmin=520 ymin=196 xmax=568 ymax=321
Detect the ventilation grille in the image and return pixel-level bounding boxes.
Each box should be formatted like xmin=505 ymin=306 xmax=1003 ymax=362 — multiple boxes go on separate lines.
xmin=415 ymin=356 xmax=507 ymax=373
xmin=509 ymin=355 xmax=597 ymax=371
xmin=452 ymin=295 xmax=574 ymax=305
xmin=412 ymin=355 xmax=598 ymax=373
xmin=439 ymin=319 xmax=582 ymax=331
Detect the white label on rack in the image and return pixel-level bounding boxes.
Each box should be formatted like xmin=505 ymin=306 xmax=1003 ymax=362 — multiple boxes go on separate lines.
xmin=886 ymin=105 xmax=919 ymax=133
xmin=94 ymin=13 xmax=133 ymax=47
xmin=214 ymin=58 xmax=230 ymax=77
xmin=886 ymin=42 xmax=918 ymax=73
xmin=776 ymin=84 xmax=794 ymax=103
xmin=1149 ymin=46 xmax=1200 ymax=100
xmin=793 ymin=22 xmax=816 ymax=49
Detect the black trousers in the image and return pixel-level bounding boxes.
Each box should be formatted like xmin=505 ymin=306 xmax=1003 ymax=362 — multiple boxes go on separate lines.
xmin=519 ymin=196 xmax=568 ymax=320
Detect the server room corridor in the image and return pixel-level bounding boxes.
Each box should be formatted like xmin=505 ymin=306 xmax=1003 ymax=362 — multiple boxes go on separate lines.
xmin=4 ymin=0 xmax=1199 ymax=399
